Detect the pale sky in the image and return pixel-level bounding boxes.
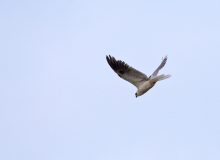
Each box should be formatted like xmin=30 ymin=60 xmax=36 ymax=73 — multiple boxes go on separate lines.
xmin=0 ymin=0 xmax=220 ymax=160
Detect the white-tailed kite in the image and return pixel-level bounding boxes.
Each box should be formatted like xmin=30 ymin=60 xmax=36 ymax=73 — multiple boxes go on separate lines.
xmin=106 ymin=55 xmax=171 ymax=97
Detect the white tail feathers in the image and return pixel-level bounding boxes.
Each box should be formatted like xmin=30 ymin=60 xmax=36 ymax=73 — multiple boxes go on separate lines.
xmin=150 ymin=74 xmax=171 ymax=82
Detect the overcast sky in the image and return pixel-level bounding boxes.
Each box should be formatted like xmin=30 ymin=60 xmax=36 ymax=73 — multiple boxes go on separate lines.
xmin=0 ymin=0 xmax=220 ymax=160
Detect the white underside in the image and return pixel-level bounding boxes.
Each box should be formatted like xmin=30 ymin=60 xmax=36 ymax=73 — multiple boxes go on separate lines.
xmin=136 ymin=74 xmax=171 ymax=96
xmin=137 ymin=81 xmax=153 ymax=96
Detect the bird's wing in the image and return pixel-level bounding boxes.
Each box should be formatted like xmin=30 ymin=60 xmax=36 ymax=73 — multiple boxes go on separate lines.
xmin=106 ymin=55 xmax=148 ymax=88
xmin=151 ymin=56 xmax=168 ymax=77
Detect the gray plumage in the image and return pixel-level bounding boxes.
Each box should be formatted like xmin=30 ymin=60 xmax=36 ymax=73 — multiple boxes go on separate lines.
xmin=106 ymin=55 xmax=171 ymax=97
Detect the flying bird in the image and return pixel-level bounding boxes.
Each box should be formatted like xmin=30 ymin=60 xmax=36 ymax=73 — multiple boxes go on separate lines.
xmin=106 ymin=55 xmax=171 ymax=97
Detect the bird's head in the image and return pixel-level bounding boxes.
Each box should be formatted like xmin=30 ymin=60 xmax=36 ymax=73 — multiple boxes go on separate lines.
xmin=135 ymin=90 xmax=145 ymax=98
xmin=135 ymin=92 xmax=139 ymax=98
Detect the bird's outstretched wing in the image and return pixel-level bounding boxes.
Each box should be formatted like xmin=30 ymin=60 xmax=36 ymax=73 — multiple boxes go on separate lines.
xmin=151 ymin=56 xmax=168 ymax=77
xmin=106 ymin=55 xmax=148 ymax=88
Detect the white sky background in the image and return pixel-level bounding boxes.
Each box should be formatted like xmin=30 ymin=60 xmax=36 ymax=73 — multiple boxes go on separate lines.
xmin=0 ymin=0 xmax=220 ymax=160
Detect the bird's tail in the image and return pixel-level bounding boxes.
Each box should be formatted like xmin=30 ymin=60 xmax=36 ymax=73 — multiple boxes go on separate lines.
xmin=150 ymin=74 xmax=171 ymax=82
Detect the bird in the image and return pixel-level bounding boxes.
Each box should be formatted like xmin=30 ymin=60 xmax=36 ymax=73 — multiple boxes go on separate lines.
xmin=106 ymin=55 xmax=171 ymax=97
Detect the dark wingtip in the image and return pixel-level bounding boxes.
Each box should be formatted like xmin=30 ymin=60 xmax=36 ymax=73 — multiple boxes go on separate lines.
xmin=106 ymin=55 xmax=112 ymax=61
xmin=163 ymin=55 xmax=168 ymax=62
xmin=106 ymin=55 xmax=129 ymax=74
xmin=106 ymin=55 xmax=111 ymax=64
